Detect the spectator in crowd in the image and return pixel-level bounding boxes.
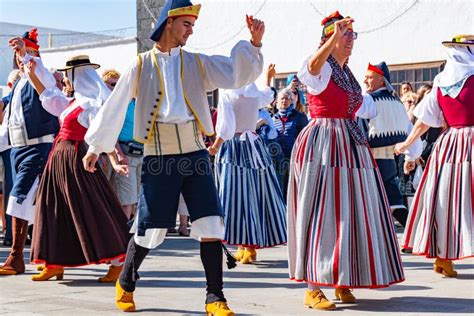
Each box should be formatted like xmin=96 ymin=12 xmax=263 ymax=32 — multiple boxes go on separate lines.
xmin=401 ymin=91 xmax=418 ymax=122
xmin=415 ymin=84 xmax=442 ymax=163
xmin=400 ymin=80 xmax=414 ymax=97
xmin=286 ymin=74 xmax=306 ymax=113
xmin=273 ymin=87 xmax=308 ymax=197
xmin=256 ymin=64 xmax=278 ymax=143
xmin=102 ymin=69 xmax=120 ymax=91
xmin=416 ymin=83 xmax=432 ymax=101
xmin=397 ymin=91 xmax=421 ymax=210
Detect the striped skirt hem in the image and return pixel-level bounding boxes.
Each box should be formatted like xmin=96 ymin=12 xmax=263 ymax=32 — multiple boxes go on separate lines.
xmin=290 ymin=277 xmax=405 ymax=289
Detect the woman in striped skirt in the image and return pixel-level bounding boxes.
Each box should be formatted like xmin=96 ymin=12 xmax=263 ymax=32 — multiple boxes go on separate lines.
xmin=287 ymin=12 xmax=404 ymax=310
xmin=395 ymin=36 xmax=474 ymax=277
xmin=209 ymin=78 xmax=287 ymax=264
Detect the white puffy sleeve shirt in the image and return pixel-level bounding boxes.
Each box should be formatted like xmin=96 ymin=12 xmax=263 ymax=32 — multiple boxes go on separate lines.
xmin=216 ymin=85 xmax=274 ymax=141
xmin=86 ymin=40 xmax=264 ymax=155
xmin=297 ymin=58 xmax=377 ymax=119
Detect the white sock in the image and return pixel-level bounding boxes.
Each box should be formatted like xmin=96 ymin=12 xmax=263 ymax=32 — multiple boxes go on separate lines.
xmin=308 ymin=283 xmax=320 ymax=291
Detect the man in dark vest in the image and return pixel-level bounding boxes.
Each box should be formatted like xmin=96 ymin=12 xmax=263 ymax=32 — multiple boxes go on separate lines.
xmin=361 ymin=62 xmax=421 ymax=228
xmin=0 ymin=29 xmax=59 ymax=275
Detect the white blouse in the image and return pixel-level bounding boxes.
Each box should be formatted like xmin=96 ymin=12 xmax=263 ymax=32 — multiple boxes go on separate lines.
xmin=412 ymin=89 xmax=444 ymax=128
xmin=216 ymin=83 xmax=274 ymax=141
xmin=298 ymin=58 xmax=377 ymax=119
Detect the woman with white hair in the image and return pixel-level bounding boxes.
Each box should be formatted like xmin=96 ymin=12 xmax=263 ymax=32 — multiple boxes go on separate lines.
xmin=272 ymin=88 xmax=309 ymax=197
xmin=25 ymin=55 xmax=130 ymax=282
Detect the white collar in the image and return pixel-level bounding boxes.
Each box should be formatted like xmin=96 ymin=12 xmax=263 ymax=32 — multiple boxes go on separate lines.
xmin=153 ymin=46 xmax=181 ymax=57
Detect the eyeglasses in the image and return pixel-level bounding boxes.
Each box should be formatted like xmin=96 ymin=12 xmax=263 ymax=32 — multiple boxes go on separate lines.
xmin=343 ymin=31 xmax=358 ymax=40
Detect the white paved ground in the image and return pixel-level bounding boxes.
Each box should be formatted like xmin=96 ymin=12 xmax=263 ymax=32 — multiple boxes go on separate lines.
xmin=0 ymin=233 xmax=473 ymax=315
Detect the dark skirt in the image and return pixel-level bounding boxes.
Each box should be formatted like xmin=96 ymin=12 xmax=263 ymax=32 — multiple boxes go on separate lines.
xmin=31 ymin=140 xmax=130 ymax=268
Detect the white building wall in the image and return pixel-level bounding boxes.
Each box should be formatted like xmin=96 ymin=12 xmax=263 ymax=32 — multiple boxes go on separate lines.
xmin=184 ymin=0 xmax=473 ymax=83
xmin=40 ymin=38 xmax=137 ymax=76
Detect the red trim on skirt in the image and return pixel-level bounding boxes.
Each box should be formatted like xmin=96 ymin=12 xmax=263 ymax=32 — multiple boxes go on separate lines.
xmin=32 ymin=253 xmax=125 ymax=269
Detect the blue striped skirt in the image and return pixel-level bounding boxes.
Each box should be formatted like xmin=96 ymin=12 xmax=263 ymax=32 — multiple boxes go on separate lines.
xmin=403 ymin=126 xmax=473 ymax=260
xmin=287 ymin=119 xmax=404 ymax=288
xmin=215 ymin=133 xmax=287 ymax=248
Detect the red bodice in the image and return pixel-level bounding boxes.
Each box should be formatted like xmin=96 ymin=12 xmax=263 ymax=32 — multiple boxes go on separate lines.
xmin=437 ymin=75 xmax=474 ymax=127
xmin=307 ymin=79 xmax=361 ymax=119
xmin=57 ymin=102 xmax=88 ymax=141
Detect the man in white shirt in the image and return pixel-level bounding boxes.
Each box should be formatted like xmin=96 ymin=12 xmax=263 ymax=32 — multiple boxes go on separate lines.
xmin=82 ymin=0 xmax=265 ymax=314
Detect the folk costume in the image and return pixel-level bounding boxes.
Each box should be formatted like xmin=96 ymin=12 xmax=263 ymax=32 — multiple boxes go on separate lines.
xmin=401 ymin=35 xmax=474 ymax=276
xmin=360 ymin=62 xmax=422 ymax=227
xmin=214 ymin=83 xmax=287 ymax=264
xmin=84 ymin=0 xmax=263 ymax=314
xmin=287 ymin=11 xmax=405 ymax=310
xmin=0 ymin=29 xmax=59 ymax=276
xmin=28 ymin=55 xmax=130 ymax=281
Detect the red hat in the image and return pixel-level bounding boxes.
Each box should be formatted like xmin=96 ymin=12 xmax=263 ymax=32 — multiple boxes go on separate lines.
xmin=321 ymin=11 xmax=353 ymax=39
xmin=22 ymin=28 xmax=40 ymax=51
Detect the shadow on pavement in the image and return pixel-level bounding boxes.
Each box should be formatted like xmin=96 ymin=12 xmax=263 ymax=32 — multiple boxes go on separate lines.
xmin=338 ymin=296 xmax=474 ymax=313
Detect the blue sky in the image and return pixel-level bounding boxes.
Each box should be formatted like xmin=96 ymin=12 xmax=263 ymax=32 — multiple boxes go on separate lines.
xmin=0 ymin=0 xmax=136 ymax=32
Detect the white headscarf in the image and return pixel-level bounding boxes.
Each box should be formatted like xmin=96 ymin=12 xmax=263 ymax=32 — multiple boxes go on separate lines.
xmin=433 ymin=45 xmax=474 ymax=89
xmin=66 ymin=65 xmax=111 ymax=105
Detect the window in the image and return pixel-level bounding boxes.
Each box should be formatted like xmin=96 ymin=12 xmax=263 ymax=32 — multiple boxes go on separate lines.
xmin=207 ymin=89 xmax=219 ymax=107
xmin=388 ymin=61 xmax=445 ymax=95
xmin=274 ymin=72 xmax=308 ymax=105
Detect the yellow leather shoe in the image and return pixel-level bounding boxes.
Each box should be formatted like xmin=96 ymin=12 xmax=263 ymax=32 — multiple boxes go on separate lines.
xmin=0 ymin=267 xmax=18 ymax=275
xmin=205 ymin=301 xmax=235 ymax=316
xmin=304 ymin=289 xmax=336 ymax=310
xmin=36 ymin=264 xmax=45 ymax=271
xmin=234 ymin=247 xmax=245 ymax=261
xmin=240 ymin=248 xmax=257 ymax=264
xmin=31 ymin=267 xmax=64 ymax=281
xmin=335 ymin=288 xmax=356 ymax=303
xmin=434 ymin=258 xmax=458 ymax=277
xmin=115 ymin=280 xmax=136 ymax=312
xmin=98 ymin=265 xmax=123 ymax=283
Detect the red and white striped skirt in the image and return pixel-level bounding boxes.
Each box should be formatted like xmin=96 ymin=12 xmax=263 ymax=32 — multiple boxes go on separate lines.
xmin=287 ymin=118 xmax=404 ymax=288
xmin=402 ymin=126 xmax=473 ymax=260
